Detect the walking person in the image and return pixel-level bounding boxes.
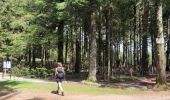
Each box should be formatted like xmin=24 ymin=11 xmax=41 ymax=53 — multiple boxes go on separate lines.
xmin=55 ymin=62 xmax=65 ymax=96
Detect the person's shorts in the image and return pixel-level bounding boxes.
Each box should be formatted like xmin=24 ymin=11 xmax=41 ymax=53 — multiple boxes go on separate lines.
xmin=56 ymin=78 xmax=64 ymax=83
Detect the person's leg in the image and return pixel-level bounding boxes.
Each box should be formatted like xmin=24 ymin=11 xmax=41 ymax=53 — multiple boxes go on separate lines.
xmin=58 ymin=82 xmax=63 ymax=91
xmin=56 ymin=79 xmax=60 ymax=94
xmin=58 ymin=82 xmax=64 ymax=96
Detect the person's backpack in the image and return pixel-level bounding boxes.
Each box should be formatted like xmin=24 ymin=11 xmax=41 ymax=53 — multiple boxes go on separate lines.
xmin=57 ymin=72 xmax=64 ymax=78
xmin=56 ymin=67 xmax=64 ymax=78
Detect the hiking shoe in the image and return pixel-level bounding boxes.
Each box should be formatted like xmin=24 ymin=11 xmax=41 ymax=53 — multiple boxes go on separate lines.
xmin=61 ymin=92 xmax=64 ymax=96
xmin=56 ymin=90 xmax=59 ymax=94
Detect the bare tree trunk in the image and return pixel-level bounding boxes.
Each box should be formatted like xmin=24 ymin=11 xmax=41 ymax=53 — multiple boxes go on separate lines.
xmin=166 ymin=17 xmax=170 ymax=71
xmin=155 ymin=0 xmax=166 ymax=85
xmin=28 ymin=45 xmax=32 ymax=66
xmin=142 ymin=0 xmax=149 ymax=75
xmin=133 ymin=1 xmax=137 ymax=66
xmin=107 ymin=9 xmax=111 ymax=82
xmin=149 ymin=6 xmax=156 ymax=73
xmin=57 ymin=20 xmax=64 ymax=63
xmin=70 ymin=27 xmax=75 ymax=72
xmin=88 ymin=0 xmax=97 ymax=81
xmin=65 ymin=31 xmax=69 ymax=64
xmin=104 ymin=6 xmax=111 ymax=82
xmin=75 ymin=27 xmax=81 ymax=73
xmin=97 ymin=9 xmax=103 ymax=75
xmin=32 ymin=46 xmax=36 ymax=67
xmin=139 ymin=10 xmax=142 ymax=66
xmin=41 ymin=45 xmax=44 ymax=67
xmin=130 ymin=34 xmax=133 ymax=65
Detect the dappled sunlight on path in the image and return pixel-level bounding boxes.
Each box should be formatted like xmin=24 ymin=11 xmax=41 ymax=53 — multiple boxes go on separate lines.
xmin=1 ymin=90 xmax=170 ymax=100
xmin=1 ymin=72 xmax=170 ymax=100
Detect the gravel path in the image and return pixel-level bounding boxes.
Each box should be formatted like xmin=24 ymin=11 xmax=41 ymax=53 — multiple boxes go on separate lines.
xmin=1 ymin=72 xmax=170 ymax=100
xmin=1 ymin=90 xmax=170 ymax=100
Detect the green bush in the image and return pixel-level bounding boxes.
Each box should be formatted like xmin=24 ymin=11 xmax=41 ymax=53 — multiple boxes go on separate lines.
xmin=11 ymin=66 xmax=54 ymax=80
xmin=11 ymin=67 xmax=22 ymax=77
xmin=20 ymin=67 xmax=29 ymax=76
xmin=36 ymin=68 xmax=48 ymax=78
xmin=30 ymin=68 xmax=36 ymax=76
xmin=86 ymin=76 xmax=96 ymax=82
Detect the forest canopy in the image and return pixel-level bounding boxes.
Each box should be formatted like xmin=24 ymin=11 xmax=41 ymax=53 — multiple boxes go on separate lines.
xmin=0 ymin=0 xmax=169 ymax=85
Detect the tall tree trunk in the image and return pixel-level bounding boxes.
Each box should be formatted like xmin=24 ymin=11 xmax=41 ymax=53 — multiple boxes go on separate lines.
xmin=41 ymin=45 xmax=44 ymax=67
xmin=57 ymin=0 xmax=64 ymax=63
xmin=155 ymin=0 xmax=166 ymax=85
xmin=58 ymin=20 xmax=64 ymax=63
xmin=28 ymin=45 xmax=32 ymax=66
xmin=32 ymin=46 xmax=36 ymax=67
xmin=45 ymin=43 xmax=50 ymax=68
xmin=142 ymin=0 xmax=149 ymax=75
xmin=70 ymin=27 xmax=75 ymax=72
xmin=97 ymin=9 xmax=103 ymax=75
xmin=88 ymin=0 xmax=97 ymax=81
xmin=104 ymin=6 xmax=111 ymax=82
xmin=75 ymin=27 xmax=81 ymax=73
xmin=149 ymin=6 xmax=156 ymax=72
xmin=139 ymin=10 xmax=142 ymax=65
xmin=130 ymin=34 xmax=133 ymax=65
xmin=133 ymin=1 xmax=137 ymax=66
xmin=65 ymin=31 xmax=69 ymax=64
xmin=107 ymin=9 xmax=111 ymax=82
xmin=166 ymin=17 xmax=170 ymax=71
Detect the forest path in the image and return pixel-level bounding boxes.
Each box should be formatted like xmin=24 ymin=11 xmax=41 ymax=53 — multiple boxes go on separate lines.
xmin=0 ymin=72 xmax=170 ymax=100
xmin=1 ymin=90 xmax=170 ymax=100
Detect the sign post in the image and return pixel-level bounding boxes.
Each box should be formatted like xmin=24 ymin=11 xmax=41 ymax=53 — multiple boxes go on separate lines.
xmin=2 ymin=61 xmax=11 ymax=79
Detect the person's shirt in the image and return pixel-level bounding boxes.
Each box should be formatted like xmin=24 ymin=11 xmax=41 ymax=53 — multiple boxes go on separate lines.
xmin=56 ymin=67 xmax=64 ymax=74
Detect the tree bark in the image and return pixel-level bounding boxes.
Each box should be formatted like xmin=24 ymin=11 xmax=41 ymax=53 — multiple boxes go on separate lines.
xmin=88 ymin=0 xmax=97 ymax=81
xmin=32 ymin=46 xmax=36 ymax=67
xmin=142 ymin=0 xmax=149 ymax=75
xmin=57 ymin=20 xmax=64 ymax=63
xmin=97 ymin=8 xmax=103 ymax=75
xmin=65 ymin=31 xmax=69 ymax=64
xmin=155 ymin=0 xmax=166 ymax=85
xmin=57 ymin=0 xmax=65 ymax=63
xmin=133 ymin=1 xmax=137 ymax=66
xmin=166 ymin=17 xmax=170 ymax=71
xmin=104 ymin=6 xmax=111 ymax=82
xmin=41 ymin=45 xmax=44 ymax=67
xmin=28 ymin=45 xmax=32 ymax=66
xmin=75 ymin=27 xmax=81 ymax=73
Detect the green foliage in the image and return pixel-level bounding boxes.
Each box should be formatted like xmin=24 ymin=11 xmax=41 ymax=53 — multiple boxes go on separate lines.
xmin=10 ymin=19 xmax=27 ymax=30
xmin=21 ymin=67 xmax=30 ymax=76
xmin=56 ymin=2 xmax=66 ymax=11
xmin=0 ymin=80 xmax=144 ymax=94
xmin=11 ymin=67 xmax=30 ymax=77
xmin=86 ymin=76 xmax=96 ymax=82
xmin=11 ymin=67 xmax=22 ymax=77
xmin=30 ymin=68 xmax=36 ymax=76
xmin=11 ymin=66 xmax=54 ymax=79
xmin=154 ymin=84 xmax=169 ymax=90
xmin=34 ymin=0 xmax=46 ymax=9
xmin=35 ymin=67 xmax=48 ymax=78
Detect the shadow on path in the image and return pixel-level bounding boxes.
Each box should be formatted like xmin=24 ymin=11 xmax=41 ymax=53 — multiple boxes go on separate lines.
xmin=51 ymin=90 xmax=57 ymax=95
xmin=98 ymin=77 xmax=156 ymax=90
xmin=0 ymin=80 xmax=21 ymax=100
xmin=27 ymin=97 xmax=45 ymax=100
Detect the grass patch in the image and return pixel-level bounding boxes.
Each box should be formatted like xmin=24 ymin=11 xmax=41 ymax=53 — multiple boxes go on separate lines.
xmin=0 ymin=80 xmax=144 ymax=95
xmin=110 ymin=75 xmax=139 ymax=82
xmin=154 ymin=84 xmax=169 ymax=90
xmin=0 ymin=80 xmax=21 ymax=92
xmin=64 ymin=83 xmax=144 ymax=94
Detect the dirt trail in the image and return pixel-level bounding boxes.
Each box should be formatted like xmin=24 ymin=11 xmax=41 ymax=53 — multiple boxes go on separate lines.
xmin=1 ymin=90 xmax=170 ymax=100
xmin=0 ymin=72 xmax=170 ymax=100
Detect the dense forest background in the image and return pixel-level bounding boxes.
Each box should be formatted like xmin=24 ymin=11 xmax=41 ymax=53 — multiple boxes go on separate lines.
xmin=0 ymin=0 xmax=170 ymax=86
